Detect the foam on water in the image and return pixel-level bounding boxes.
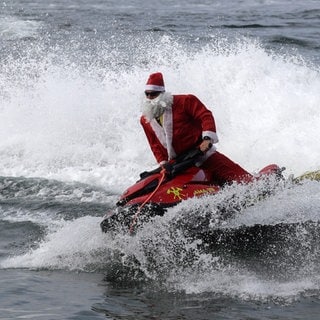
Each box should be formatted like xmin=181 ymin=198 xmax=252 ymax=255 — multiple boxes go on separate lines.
xmin=1 ymin=178 xmax=320 ymax=302
xmin=0 ymin=36 xmax=319 ymax=192
xmin=1 ymin=35 xmax=320 ymax=302
xmin=0 ymin=16 xmax=42 ymax=40
xmin=229 ymin=180 xmax=320 ymax=227
xmin=1 ymin=193 xmax=318 ymax=316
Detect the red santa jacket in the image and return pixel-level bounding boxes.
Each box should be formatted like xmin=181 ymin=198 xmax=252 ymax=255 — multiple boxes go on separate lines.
xmin=140 ymin=94 xmax=219 ymax=164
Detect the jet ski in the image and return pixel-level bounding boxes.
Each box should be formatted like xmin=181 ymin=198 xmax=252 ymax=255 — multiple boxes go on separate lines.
xmin=100 ymin=148 xmax=284 ymax=234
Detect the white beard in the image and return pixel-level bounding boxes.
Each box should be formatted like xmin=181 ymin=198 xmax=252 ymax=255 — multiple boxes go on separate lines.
xmin=141 ymin=92 xmax=173 ymax=122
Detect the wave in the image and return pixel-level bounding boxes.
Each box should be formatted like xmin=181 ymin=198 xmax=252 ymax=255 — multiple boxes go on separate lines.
xmin=1 ymin=177 xmax=320 ymax=302
xmin=270 ymin=35 xmax=314 ymax=48
xmin=0 ymin=176 xmax=113 ymax=203
xmin=0 ymin=36 xmax=319 ymax=191
xmin=0 ymin=16 xmax=42 ymax=40
xmin=0 ymin=33 xmax=319 ymax=302
xmin=1 ymin=3 xmax=320 ymax=307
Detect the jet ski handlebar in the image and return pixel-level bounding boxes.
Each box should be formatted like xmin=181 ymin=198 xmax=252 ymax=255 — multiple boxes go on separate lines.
xmin=139 ymin=148 xmax=204 ymax=180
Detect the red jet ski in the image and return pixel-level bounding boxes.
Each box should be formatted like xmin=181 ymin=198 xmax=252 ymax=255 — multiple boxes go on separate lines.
xmin=100 ymin=148 xmax=284 ymax=233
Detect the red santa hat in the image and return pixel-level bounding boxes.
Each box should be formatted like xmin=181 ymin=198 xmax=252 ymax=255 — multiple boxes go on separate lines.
xmin=145 ymin=72 xmax=165 ymax=92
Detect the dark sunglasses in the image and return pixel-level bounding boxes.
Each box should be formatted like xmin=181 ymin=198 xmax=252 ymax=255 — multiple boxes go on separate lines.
xmin=145 ymin=91 xmax=161 ymax=98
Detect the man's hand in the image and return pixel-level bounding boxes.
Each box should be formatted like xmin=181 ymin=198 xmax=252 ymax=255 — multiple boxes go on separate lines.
xmin=200 ymin=137 xmax=212 ymax=153
xmin=160 ymin=161 xmax=173 ymax=177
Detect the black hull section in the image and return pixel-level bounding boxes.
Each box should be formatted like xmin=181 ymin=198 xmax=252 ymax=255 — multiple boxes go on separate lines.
xmin=100 ymin=203 xmax=168 ymax=233
xmin=193 ymin=220 xmax=320 ymax=278
xmin=197 ymin=220 xmax=320 ymax=254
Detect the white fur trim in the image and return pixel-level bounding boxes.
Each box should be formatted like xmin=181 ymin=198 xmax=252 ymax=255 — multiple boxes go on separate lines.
xmin=145 ymin=84 xmax=165 ymax=91
xmin=150 ymin=119 xmax=167 ymax=148
xmin=163 ymin=106 xmax=176 ymax=160
xmin=202 ymin=131 xmax=219 ymax=144
xmin=149 ymin=103 xmax=176 ymax=161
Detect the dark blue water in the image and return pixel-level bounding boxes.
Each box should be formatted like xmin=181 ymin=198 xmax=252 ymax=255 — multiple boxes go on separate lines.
xmin=1 ymin=0 xmax=320 ymax=319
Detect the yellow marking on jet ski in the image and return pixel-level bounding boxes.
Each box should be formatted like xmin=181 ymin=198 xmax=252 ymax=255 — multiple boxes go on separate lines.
xmin=167 ymin=187 xmax=186 ymax=200
xmin=193 ymin=187 xmax=219 ymax=196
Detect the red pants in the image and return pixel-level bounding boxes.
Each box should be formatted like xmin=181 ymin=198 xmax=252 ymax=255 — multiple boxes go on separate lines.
xmin=201 ymin=151 xmax=253 ymax=186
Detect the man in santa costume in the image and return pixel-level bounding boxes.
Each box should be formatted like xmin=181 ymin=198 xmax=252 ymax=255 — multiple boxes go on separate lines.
xmin=140 ymin=72 xmax=253 ymax=186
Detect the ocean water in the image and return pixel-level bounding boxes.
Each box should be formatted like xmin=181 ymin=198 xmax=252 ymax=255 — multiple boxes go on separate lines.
xmin=1 ymin=0 xmax=320 ymax=319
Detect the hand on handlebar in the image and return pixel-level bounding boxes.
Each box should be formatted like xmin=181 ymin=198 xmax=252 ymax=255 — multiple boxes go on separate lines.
xmin=160 ymin=161 xmax=173 ymax=176
xmin=199 ymin=139 xmax=212 ymax=153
